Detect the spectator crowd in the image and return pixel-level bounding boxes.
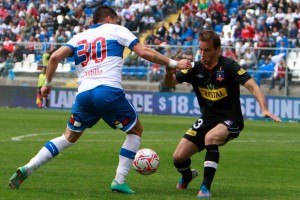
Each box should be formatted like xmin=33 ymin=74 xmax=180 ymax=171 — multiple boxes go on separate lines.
xmin=0 ymin=0 xmax=299 ymax=87
xmin=145 ymin=0 xmax=300 ymax=61
xmin=142 ymin=0 xmax=300 ymax=88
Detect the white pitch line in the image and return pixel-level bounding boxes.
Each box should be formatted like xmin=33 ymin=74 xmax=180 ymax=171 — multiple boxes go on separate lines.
xmin=11 ymin=133 xmax=59 ymax=141
xmin=9 ymin=131 xmax=169 ymax=142
xmin=7 ymin=132 xmax=300 ymax=143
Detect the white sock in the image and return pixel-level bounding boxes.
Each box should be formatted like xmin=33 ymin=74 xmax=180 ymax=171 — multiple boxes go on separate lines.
xmin=25 ymin=134 xmax=74 ymax=175
xmin=115 ymin=134 xmax=141 ymax=184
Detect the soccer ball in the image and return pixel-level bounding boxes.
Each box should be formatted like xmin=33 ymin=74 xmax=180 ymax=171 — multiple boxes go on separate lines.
xmin=133 ymin=148 xmax=160 ymax=175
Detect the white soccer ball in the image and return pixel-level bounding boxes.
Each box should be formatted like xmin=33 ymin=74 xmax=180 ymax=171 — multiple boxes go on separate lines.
xmin=133 ymin=148 xmax=160 ymax=175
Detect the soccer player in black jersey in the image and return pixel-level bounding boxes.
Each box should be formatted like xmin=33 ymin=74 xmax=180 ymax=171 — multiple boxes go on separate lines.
xmin=163 ymin=30 xmax=281 ymax=198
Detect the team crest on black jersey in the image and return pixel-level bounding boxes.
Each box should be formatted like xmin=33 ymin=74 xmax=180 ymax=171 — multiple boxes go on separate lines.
xmin=216 ymin=66 xmax=224 ymax=81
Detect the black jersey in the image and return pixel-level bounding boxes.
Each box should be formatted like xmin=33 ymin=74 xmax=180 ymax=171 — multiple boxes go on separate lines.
xmin=176 ymin=56 xmax=252 ymax=129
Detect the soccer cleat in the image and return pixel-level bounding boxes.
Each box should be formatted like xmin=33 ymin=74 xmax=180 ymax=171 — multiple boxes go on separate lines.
xmin=176 ymin=169 xmax=198 ymax=189
xmin=197 ymin=184 xmax=212 ymax=198
xmin=9 ymin=167 xmax=29 ymax=189
xmin=111 ymin=180 xmax=135 ymax=194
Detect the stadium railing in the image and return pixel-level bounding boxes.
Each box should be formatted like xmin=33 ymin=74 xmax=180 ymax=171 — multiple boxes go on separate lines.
xmin=0 ymin=42 xmax=299 ymax=97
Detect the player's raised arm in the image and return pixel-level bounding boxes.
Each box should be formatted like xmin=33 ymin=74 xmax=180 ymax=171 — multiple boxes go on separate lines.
xmin=132 ymin=43 xmax=191 ymax=70
xmin=163 ymin=67 xmax=178 ymax=88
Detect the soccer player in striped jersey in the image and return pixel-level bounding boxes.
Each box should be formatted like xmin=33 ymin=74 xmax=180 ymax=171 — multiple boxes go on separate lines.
xmin=9 ymin=6 xmax=191 ymax=194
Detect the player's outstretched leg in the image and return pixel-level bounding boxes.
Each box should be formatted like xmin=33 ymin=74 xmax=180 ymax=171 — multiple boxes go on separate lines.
xmin=111 ymin=180 xmax=135 ymax=194
xmin=9 ymin=167 xmax=29 ymax=189
xmin=9 ymin=134 xmax=74 ymax=189
xmin=176 ymin=169 xmax=198 ymax=189
xmin=197 ymin=184 xmax=212 ymax=198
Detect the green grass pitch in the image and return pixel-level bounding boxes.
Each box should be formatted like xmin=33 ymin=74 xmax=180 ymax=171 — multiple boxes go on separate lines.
xmin=0 ymin=107 xmax=299 ymax=200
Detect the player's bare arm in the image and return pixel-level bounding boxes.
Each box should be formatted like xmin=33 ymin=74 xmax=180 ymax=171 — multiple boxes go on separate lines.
xmin=163 ymin=67 xmax=178 ymax=87
xmin=244 ymin=78 xmax=281 ymax=122
xmin=132 ymin=43 xmax=191 ymax=70
xmin=41 ymin=46 xmax=73 ymax=96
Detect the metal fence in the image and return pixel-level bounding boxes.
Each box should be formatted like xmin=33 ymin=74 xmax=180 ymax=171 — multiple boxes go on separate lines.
xmin=0 ymin=42 xmax=299 ymax=96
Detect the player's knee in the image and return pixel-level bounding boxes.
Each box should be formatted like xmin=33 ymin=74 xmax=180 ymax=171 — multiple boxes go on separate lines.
xmin=204 ymin=134 xmax=212 ymax=144
xmin=128 ymin=124 xmax=143 ymax=137
xmin=136 ymin=125 xmax=143 ymax=137
xmin=64 ymin=128 xmax=83 ymax=143
xmin=205 ymin=134 xmax=225 ymax=145
xmin=172 ymin=151 xmax=186 ymax=163
xmin=172 ymin=153 xmax=181 ymax=163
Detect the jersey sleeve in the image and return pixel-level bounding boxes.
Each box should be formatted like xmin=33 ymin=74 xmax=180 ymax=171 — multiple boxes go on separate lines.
xmin=64 ymin=34 xmax=80 ymax=56
xmin=113 ymin=26 xmax=139 ymax=50
xmin=229 ymin=60 xmax=252 ymax=85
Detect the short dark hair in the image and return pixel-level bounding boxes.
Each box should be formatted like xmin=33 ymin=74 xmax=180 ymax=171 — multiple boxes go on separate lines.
xmin=198 ymin=30 xmax=221 ymax=49
xmin=93 ymin=6 xmax=118 ymax=24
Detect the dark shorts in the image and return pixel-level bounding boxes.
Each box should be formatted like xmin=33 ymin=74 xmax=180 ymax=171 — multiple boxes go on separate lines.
xmin=183 ymin=117 xmax=242 ymax=151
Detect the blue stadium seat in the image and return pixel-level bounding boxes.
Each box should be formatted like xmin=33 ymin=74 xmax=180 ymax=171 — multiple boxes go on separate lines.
xmin=122 ymin=66 xmax=136 ymax=78
xmin=230 ymin=1 xmax=239 ymax=9
xmin=104 ymin=0 xmax=112 ymax=6
xmin=122 ymin=66 xmax=129 ymax=77
xmin=47 ymin=31 xmax=53 ymax=37
xmin=257 ymin=59 xmax=265 ymax=67
xmin=183 ymin=41 xmax=192 ymax=46
xmin=224 ymin=0 xmax=231 ymax=9
xmin=35 ymin=54 xmax=42 ymax=62
xmin=129 ymin=66 xmax=137 ymax=78
xmin=192 ymin=39 xmax=199 ymax=46
xmin=85 ymin=8 xmax=93 ymax=17
xmin=194 ymin=33 xmax=198 ymax=39
xmin=39 ymin=34 xmax=45 ymax=42
xmin=136 ymin=66 xmax=148 ymax=79
xmin=229 ymin=7 xmax=237 ymax=16
xmin=214 ymin=24 xmax=223 ymax=33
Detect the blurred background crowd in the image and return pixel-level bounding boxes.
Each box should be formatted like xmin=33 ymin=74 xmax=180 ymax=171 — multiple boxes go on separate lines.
xmin=0 ymin=0 xmax=299 ymax=93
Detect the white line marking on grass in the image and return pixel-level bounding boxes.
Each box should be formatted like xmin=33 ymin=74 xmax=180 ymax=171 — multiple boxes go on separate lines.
xmin=9 ymin=131 xmax=171 ymax=142
xmin=11 ymin=133 xmax=60 ymax=141
xmin=8 ymin=132 xmax=300 ymax=143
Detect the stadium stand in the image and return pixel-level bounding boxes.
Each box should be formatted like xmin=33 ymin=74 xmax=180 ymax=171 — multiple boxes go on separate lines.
xmin=136 ymin=66 xmax=149 ymax=80
xmin=0 ymin=0 xmax=299 ymax=95
xmin=27 ymin=54 xmax=35 ymax=63
xmin=56 ymin=63 xmax=64 ymax=73
xmin=20 ymin=61 xmax=31 ymax=73
xmin=12 ymin=62 xmax=22 ymax=73
xmin=28 ymin=62 xmax=39 ymax=72
xmin=62 ymin=63 xmax=72 ymax=73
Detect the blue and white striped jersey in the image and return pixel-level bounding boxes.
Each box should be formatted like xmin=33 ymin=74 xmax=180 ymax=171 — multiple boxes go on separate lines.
xmin=65 ymin=24 xmax=139 ymax=93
